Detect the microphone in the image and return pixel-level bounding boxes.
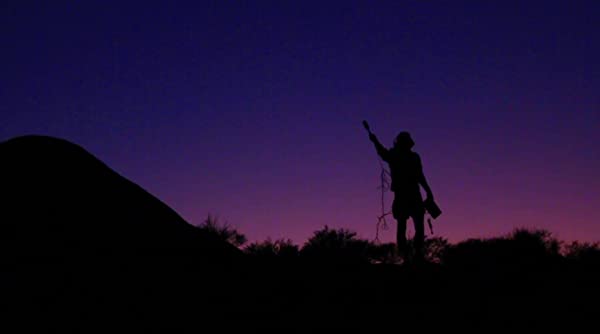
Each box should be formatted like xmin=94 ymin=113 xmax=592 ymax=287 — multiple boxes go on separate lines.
xmin=362 ymin=120 xmax=371 ymax=133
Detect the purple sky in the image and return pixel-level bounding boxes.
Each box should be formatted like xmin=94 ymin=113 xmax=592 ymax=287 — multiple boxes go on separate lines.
xmin=2 ymin=1 xmax=599 ymax=244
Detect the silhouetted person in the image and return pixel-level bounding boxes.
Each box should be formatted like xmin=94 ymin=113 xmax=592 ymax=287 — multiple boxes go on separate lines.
xmin=364 ymin=122 xmax=434 ymax=261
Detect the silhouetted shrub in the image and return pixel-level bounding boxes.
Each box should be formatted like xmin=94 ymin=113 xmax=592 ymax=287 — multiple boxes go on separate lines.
xmin=366 ymin=237 xmax=449 ymax=264
xmin=245 ymin=238 xmax=299 ymax=259
xmin=423 ymin=236 xmax=450 ymax=263
xmin=365 ymin=242 xmax=396 ymax=263
xmin=564 ymin=241 xmax=600 ymax=266
xmin=443 ymin=228 xmax=561 ymax=270
xmin=301 ymin=226 xmax=371 ymax=264
xmin=196 ymin=214 xmax=247 ymax=248
xmin=509 ymin=228 xmax=561 ymax=257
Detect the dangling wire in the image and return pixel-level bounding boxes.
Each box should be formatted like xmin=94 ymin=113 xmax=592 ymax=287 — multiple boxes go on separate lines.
xmin=374 ymin=159 xmax=392 ymax=243
xmin=374 ymin=163 xmax=435 ymax=241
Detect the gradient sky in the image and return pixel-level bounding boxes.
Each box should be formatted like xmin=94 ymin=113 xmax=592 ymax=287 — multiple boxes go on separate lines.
xmin=2 ymin=1 xmax=599 ymax=245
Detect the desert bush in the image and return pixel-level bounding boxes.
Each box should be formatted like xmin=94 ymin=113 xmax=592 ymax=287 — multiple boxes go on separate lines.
xmin=563 ymin=241 xmax=600 ymax=265
xmin=301 ymin=226 xmax=371 ymax=264
xmin=423 ymin=236 xmax=450 ymax=263
xmin=366 ymin=237 xmax=449 ymax=264
xmin=245 ymin=238 xmax=299 ymax=259
xmin=509 ymin=228 xmax=561 ymax=257
xmin=196 ymin=214 xmax=247 ymax=248
xmin=443 ymin=228 xmax=562 ymax=270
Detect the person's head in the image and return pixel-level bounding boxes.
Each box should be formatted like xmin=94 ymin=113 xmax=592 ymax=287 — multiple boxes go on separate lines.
xmin=394 ymin=131 xmax=415 ymax=151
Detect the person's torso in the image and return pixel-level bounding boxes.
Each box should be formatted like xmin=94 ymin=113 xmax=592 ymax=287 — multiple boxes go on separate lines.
xmin=388 ymin=150 xmax=420 ymax=194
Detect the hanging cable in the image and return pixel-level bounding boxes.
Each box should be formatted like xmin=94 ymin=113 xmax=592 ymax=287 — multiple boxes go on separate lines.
xmin=374 ymin=159 xmax=392 ymax=243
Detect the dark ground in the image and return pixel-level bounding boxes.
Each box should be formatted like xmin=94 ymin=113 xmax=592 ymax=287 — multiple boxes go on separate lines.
xmin=2 ymin=253 xmax=597 ymax=333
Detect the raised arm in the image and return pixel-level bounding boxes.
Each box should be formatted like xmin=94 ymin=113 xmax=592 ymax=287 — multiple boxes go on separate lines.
xmin=369 ymin=133 xmax=390 ymax=161
xmin=363 ymin=120 xmax=390 ymax=161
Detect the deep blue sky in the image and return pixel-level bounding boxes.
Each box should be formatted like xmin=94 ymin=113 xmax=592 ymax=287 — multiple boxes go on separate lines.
xmin=2 ymin=1 xmax=599 ymax=244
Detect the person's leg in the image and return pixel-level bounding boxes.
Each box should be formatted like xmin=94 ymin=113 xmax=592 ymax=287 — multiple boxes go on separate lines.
xmin=412 ymin=212 xmax=425 ymax=261
xmin=392 ymin=196 xmax=409 ymax=260
xmin=396 ymin=218 xmax=408 ymax=258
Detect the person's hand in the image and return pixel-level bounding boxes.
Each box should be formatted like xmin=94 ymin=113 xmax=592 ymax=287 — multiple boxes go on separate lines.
xmin=368 ymin=132 xmax=377 ymax=142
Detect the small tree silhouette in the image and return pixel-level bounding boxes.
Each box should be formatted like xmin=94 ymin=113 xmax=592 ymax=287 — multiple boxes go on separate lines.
xmin=197 ymin=214 xmax=247 ymax=248
xmin=509 ymin=228 xmax=561 ymax=257
xmin=564 ymin=241 xmax=600 ymax=266
xmin=423 ymin=236 xmax=450 ymax=263
xmin=443 ymin=227 xmax=562 ymax=270
xmin=301 ymin=226 xmax=371 ymax=264
xmin=365 ymin=242 xmax=396 ymax=264
xmin=367 ymin=237 xmax=449 ymax=264
xmin=245 ymin=238 xmax=299 ymax=259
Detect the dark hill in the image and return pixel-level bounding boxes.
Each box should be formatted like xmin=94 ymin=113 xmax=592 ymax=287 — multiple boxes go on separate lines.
xmin=0 ymin=135 xmax=241 ymax=259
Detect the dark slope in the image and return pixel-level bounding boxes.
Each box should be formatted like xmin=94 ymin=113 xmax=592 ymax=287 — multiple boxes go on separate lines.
xmin=0 ymin=135 xmax=241 ymax=259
